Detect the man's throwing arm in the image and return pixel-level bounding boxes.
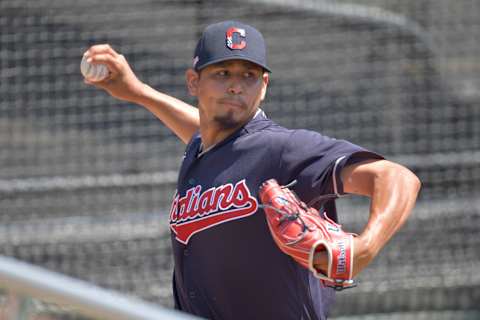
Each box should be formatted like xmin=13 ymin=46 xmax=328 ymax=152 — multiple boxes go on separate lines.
xmin=83 ymin=44 xmax=200 ymax=144
xmin=314 ymin=159 xmax=421 ymax=277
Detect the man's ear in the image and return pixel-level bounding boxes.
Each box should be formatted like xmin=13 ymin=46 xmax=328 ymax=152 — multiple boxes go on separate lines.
xmin=260 ymin=72 xmax=269 ymax=101
xmin=185 ymin=68 xmax=200 ymax=96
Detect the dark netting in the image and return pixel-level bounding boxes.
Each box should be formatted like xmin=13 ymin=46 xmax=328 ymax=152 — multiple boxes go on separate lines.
xmin=0 ymin=0 xmax=479 ymax=318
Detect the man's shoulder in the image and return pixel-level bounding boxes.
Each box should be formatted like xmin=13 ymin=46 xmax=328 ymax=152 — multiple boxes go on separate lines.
xmin=184 ymin=132 xmax=202 ymax=154
xmin=245 ymin=112 xmax=291 ymax=136
xmin=246 ymin=118 xmax=293 ymax=142
xmin=247 ymin=115 xmax=338 ymax=150
xmin=251 ymin=120 xmax=325 ymax=144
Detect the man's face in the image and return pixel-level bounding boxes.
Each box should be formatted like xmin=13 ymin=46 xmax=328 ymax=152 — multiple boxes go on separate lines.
xmin=186 ymin=60 xmax=269 ymax=130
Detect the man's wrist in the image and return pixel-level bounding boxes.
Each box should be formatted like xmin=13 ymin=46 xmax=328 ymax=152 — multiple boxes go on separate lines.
xmin=353 ymin=235 xmax=378 ymax=275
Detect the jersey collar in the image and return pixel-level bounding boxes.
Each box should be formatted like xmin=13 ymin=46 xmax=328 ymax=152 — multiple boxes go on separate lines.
xmin=193 ymin=108 xmax=272 ymax=158
xmin=241 ymin=108 xmax=272 ymax=134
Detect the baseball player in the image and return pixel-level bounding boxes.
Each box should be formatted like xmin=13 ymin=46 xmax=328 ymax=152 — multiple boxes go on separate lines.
xmin=84 ymin=21 xmax=420 ymax=320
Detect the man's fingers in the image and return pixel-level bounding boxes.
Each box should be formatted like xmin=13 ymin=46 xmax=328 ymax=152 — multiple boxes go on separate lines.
xmin=83 ymin=44 xmax=121 ymax=71
xmin=84 ymin=44 xmax=119 ymax=57
xmin=86 ymin=53 xmax=121 ymax=75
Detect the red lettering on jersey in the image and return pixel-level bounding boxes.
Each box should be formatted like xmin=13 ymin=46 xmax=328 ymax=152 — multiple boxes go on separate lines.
xmin=199 ymin=187 xmax=216 ymax=213
xmin=169 ymin=179 xmax=258 ymax=244
xmin=215 ymin=184 xmax=233 ymax=211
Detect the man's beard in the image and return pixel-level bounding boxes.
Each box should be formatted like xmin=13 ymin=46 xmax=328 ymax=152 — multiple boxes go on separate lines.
xmin=213 ymin=110 xmax=241 ymax=130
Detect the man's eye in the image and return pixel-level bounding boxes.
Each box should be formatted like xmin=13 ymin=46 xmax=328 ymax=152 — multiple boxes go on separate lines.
xmin=216 ymin=70 xmax=228 ymax=77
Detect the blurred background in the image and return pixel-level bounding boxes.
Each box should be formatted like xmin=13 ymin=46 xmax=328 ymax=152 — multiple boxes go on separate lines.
xmin=0 ymin=0 xmax=479 ymax=318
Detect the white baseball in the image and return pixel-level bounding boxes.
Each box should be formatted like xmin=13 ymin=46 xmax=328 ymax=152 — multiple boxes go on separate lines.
xmin=80 ymin=55 xmax=109 ymax=81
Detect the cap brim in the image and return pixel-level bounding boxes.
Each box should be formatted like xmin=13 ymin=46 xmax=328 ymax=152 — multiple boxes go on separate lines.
xmin=195 ymin=55 xmax=271 ymax=73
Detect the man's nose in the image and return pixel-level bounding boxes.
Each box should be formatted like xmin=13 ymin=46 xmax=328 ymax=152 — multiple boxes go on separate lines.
xmin=227 ymin=79 xmax=243 ymax=95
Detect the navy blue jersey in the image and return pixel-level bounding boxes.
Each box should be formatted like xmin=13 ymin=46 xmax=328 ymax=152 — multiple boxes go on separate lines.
xmin=168 ymin=111 xmax=383 ymax=320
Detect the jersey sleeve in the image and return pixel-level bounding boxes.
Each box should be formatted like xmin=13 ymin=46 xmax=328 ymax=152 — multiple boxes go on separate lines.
xmin=279 ymin=129 xmax=384 ymax=204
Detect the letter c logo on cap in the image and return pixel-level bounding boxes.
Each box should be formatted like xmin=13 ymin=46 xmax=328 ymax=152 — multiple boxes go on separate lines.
xmin=226 ymin=27 xmax=246 ymax=50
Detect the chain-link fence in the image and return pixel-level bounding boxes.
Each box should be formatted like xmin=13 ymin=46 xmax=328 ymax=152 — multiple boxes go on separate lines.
xmin=1 ymin=0 xmax=479 ymax=318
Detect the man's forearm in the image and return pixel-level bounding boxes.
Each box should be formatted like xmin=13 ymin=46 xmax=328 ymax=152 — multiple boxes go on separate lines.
xmin=134 ymin=84 xmax=200 ymax=144
xmin=353 ymin=162 xmax=421 ymax=274
xmin=83 ymin=45 xmax=200 ymax=144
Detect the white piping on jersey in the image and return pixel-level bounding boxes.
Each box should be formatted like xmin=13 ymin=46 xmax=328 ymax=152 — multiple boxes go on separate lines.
xmin=255 ymin=108 xmax=266 ymax=118
xmin=333 ymin=155 xmax=347 ymax=197
xmin=197 ymin=142 xmax=217 ymax=158
xmin=197 ymin=108 xmax=265 ymax=158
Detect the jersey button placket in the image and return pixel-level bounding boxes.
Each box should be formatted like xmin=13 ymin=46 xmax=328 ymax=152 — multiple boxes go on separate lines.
xmin=182 ymin=249 xmax=195 ymax=301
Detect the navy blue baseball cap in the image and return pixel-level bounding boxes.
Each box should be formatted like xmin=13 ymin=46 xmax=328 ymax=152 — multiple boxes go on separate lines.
xmin=192 ymin=20 xmax=271 ymax=72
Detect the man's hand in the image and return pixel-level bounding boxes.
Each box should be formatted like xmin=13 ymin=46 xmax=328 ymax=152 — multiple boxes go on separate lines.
xmin=83 ymin=44 xmax=145 ymax=103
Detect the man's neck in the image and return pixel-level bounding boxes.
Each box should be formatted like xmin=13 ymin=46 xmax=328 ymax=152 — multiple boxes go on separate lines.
xmin=199 ymin=109 xmax=262 ymax=150
xmin=199 ymin=123 xmax=242 ymax=150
